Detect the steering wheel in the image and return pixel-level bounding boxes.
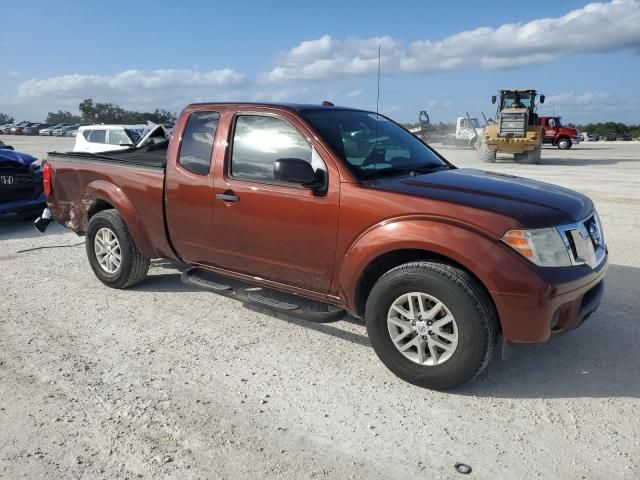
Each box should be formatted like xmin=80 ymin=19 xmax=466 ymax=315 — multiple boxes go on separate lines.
xmin=361 ymin=147 xmax=386 ymax=167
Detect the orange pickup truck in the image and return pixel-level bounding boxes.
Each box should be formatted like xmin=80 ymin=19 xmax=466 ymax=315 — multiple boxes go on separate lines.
xmin=37 ymin=102 xmax=607 ymax=390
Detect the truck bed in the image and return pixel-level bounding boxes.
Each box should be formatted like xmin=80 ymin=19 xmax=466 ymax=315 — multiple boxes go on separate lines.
xmin=49 ymin=140 xmax=169 ymax=168
xmin=45 ymin=141 xmax=175 ymax=260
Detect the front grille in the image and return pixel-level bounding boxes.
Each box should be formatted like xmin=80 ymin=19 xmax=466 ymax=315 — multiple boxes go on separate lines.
xmin=557 ymin=214 xmax=606 ymax=268
xmin=0 ymin=161 xmax=29 ymax=173
xmin=0 ymin=188 xmax=41 ymax=203
xmin=499 ymin=113 xmax=527 ymax=137
xmin=0 ymin=172 xmax=43 ymax=204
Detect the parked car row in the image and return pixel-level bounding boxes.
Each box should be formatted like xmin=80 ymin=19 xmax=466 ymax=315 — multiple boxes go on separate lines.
xmin=580 ymin=132 xmax=637 ymax=142
xmin=0 ymin=122 xmax=81 ymax=137
xmin=1 ymin=121 xmax=173 ymax=138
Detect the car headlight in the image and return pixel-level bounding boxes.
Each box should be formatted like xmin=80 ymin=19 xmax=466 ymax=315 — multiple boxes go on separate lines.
xmin=502 ymin=228 xmax=571 ymax=267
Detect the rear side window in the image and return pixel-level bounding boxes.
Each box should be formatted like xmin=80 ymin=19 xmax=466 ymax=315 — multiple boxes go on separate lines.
xmin=179 ymin=111 xmax=219 ymax=175
xmin=88 ymin=130 xmax=106 ymax=144
xmin=231 ymin=115 xmax=312 ymax=182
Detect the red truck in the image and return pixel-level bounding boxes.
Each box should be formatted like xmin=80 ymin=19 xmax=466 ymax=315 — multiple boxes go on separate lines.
xmin=538 ymin=116 xmax=580 ymax=149
xmin=37 ymin=103 xmax=607 ymax=390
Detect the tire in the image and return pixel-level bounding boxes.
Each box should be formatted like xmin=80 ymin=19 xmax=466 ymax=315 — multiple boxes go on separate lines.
xmin=513 ymin=152 xmax=528 ymax=162
xmin=476 ymin=141 xmax=496 ymax=163
xmin=365 ymin=261 xmax=498 ymax=391
xmin=86 ymin=209 xmax=150 ymax=289
xmin=557 ymin=138 xmax=571 ymax=150
xmin=514 ymin=145 xmax=542 ymax=165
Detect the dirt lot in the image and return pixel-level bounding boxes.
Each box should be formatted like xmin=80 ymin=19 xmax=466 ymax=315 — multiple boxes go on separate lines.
xmin=1 ymin=136 xmax=639 ymax=479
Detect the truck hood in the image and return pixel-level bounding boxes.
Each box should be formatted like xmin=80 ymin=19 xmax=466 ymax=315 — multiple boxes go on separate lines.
xmin=0 ymin=148 xmax=37 ymax=167
xmin=373 ymin=168 xmax=593 ymax=228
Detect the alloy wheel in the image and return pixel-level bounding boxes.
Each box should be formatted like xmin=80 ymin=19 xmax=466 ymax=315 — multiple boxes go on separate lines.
xmin=387 ymin=292 xmax=459 ymax=366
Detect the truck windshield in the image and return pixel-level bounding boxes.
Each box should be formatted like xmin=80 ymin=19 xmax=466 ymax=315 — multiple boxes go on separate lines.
xmin=301 ymin=109 xmax=448 ymax=181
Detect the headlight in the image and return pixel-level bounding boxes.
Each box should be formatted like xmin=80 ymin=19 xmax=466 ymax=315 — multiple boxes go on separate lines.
xmin=502 ymin=228 xmax=571 ymax=267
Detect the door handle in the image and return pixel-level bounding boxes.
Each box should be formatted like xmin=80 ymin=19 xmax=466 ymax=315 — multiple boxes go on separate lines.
xmin=216 ymin=192 xmax=240 ymax=202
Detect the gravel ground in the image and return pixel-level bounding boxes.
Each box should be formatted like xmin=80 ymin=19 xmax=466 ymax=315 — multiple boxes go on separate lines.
xmin=1 ymin=137 xmax=639 ymax=479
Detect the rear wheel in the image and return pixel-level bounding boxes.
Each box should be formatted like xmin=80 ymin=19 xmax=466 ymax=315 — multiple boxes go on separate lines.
xmin=86 ymin=209 xmax=150 ymax=289
xmin=513 ymin=152 xmax=528 ymax=162
xmin=365 ymin=261 xmax=499 ymax=391
xmin=476 ymin=141 xmax=496 ymax=163
xmin=522 ymin=145 xmax=541 ymax=164
xmin=516 ymin=145 xmax=541 ymax=164
xmin=557 ymin=138 xmax=572 ymax=150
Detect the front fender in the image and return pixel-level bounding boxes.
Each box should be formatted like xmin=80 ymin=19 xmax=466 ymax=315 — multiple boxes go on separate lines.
xmin=337 ymin=217 xmax=499 ymax=310
xmin=83 ymin=180 xmax=155 ymax=258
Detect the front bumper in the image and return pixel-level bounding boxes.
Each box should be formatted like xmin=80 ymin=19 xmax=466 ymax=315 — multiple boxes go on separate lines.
xmin=0 ymin=193 xmax=47 ymax=216
xmin=475 ymin=243 xmax=608 ymax=343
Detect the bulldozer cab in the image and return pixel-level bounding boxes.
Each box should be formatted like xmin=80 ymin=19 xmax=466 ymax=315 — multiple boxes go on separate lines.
xmin=492 ymin=90 xmax=545 ymax=123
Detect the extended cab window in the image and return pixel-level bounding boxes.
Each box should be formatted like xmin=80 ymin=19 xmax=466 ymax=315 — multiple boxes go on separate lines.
xmin=179 ymin=112 xmax=219 ymax=175
xmin=231 ymin=115 xmax=313 ymax=182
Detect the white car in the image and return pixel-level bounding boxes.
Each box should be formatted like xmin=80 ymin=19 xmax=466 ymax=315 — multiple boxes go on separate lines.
xmin=73 ymin=123 xmax=169 ymax=154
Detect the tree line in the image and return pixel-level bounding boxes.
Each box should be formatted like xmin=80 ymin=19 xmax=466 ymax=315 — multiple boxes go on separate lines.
xmin=1 ymin=99 xmax=177 ymax=126
xmin=573 ymin=122 xmax=640 ymax=138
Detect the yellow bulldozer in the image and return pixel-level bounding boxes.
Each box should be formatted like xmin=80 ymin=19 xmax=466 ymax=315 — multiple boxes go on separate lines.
xmin=476 ymin=89 xmax=545 ymax=164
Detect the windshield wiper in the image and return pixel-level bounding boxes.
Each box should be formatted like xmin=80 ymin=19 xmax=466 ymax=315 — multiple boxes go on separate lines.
xmin=409 ymin=164 xmax=451 ymax=174
xmin=361 ymin=164 xmax=451 ymax=180
xmin=360 ymin=166 xmax=409 ymax=179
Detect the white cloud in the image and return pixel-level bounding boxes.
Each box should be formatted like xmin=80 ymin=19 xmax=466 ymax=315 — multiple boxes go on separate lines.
xmin=544 ymin=91 xmax=613 ymax=107
xmin=17 ymin=68 xmax=245 ymax=98
xmin=260 ymin=35 xmax=402 ymax=82
xmin=262 ymin=0 xmax=640 ymax=82
xmin=537 ymin=90 xmax=640 ymax=120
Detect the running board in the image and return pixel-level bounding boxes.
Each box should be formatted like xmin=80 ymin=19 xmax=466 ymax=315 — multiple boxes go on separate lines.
xmin=181 ymin=268 xmax=345 ymax=323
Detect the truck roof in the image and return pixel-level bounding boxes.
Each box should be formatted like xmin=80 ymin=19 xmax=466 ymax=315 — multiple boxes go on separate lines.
xmin=185 ymin=102 xmax=369 ymax=113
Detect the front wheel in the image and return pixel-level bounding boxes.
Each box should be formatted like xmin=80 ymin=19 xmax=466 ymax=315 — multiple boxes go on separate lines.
xmin=86 ymin=209 xmax=150 ymax=289
xmin=365 ymin=261 xmax=498 ymax=391
xmin=557 ymin=138 xmax=572 ymax=150
xmin=476 ymin=141 xmax=496 ymax=163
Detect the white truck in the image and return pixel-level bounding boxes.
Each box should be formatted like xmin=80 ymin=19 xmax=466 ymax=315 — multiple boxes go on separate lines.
xmin=443 ymin=116 xmax=483 ymax=148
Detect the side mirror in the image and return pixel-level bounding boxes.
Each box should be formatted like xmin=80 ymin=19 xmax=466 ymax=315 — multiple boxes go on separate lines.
xmin=491 ymin=95 xmax=497 ymax=104
xmin=539 ymin=95 xmax=545 ymax=104
xmin=274 ymin=158 xmax=321 ymax=189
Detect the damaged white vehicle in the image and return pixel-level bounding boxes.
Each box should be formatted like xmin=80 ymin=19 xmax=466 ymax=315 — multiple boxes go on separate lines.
xmin=73 ymin=123 xmax=169 ymax=154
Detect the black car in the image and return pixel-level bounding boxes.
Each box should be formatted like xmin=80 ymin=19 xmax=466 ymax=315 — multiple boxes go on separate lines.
xmin=605 ymin=133 xmax=617 ymax=141
xmin=619 ymin=133 xmax=632 ymax=141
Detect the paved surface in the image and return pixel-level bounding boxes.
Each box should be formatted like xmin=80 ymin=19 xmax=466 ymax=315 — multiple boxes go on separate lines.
xmin=1 ymin=137 xmax=639 ymax=479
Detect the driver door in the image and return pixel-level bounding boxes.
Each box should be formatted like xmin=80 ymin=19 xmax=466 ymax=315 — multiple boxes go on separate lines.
xmin=210 ymin=112 xmax=340 ymax=294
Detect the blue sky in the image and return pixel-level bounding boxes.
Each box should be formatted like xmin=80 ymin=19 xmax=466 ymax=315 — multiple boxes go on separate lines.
xmin=1 ymin=0 xmax=639 ymax=124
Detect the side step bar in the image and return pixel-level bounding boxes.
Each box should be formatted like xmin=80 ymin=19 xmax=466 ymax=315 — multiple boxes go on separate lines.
xmin=181 ymin=268 xmax=345 ymax=323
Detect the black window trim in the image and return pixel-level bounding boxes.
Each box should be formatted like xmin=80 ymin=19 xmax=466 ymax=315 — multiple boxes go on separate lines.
xmin=177 ymin=110 xmax=220 ymax=177
xmin=227 ymin=112 xmax=328 ymax=190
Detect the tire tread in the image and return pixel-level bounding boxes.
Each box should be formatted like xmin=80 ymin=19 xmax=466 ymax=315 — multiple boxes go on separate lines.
xmin=87 ymin=210 xmax=150 ymax=289
xmin=366 ymin=260 xmax=499 ymax=389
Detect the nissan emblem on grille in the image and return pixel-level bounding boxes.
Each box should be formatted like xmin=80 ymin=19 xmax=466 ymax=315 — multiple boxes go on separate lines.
xmin=1 ymin=175 xmax=14 ymax=185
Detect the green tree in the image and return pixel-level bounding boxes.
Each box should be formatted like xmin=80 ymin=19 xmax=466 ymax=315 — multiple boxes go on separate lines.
xmin=78 ymin=99 xmax=176 ymax=125
xmin=46 ymin=110 xmax=81 ymax=124
xmin=0 ymin=113 xmax=14 ymax=124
